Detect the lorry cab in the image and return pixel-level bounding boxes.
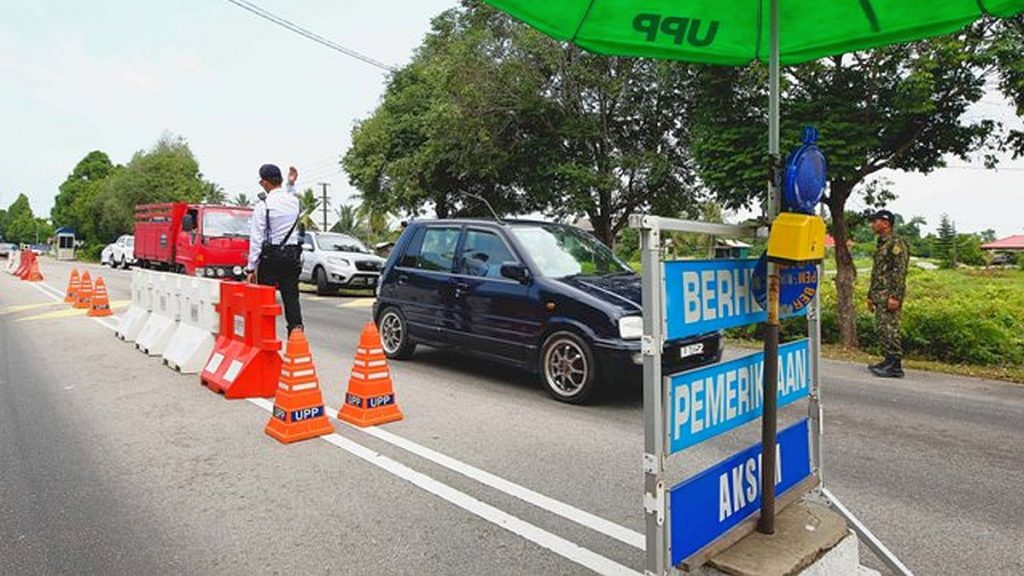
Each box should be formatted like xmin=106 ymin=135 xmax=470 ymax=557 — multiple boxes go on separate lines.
xmin=180 ymin=206 xmax=252 ymax=279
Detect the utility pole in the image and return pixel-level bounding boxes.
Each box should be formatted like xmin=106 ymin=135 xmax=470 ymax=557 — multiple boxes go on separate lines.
xmin=318 ymin=182 xmax=330 ymax=232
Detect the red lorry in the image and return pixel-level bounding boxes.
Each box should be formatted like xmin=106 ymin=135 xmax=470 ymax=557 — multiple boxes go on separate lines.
xmin=134 ymin=203 xmax=252 ymax=279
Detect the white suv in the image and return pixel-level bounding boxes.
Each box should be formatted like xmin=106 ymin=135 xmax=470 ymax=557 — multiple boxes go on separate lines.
xmin=103 ymin=234 xmax=135 ymax=268
xmin=300 ymin=231 xmax=385 ymax=295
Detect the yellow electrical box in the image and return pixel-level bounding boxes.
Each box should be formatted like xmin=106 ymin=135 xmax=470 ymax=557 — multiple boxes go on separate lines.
xmin=767 ymin=212 xmax=826 ymax=264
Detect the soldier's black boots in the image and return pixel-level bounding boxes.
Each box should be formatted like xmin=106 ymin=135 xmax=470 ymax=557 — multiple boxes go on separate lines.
xmin=870 ymin=355 xmax=904 ymax=378
xmin=868 ymin=358 xmax=887 ymax=371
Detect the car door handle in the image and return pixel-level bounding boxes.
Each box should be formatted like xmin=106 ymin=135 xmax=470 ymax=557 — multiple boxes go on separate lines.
xmin=398 ymin=273 xmax=409 ymax=284
xmin=454 ymin=281 xmax=470 ymax=298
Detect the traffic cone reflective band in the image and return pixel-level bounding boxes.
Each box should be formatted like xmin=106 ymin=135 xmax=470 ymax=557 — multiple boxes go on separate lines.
xmin=74 ymin=271 xmax=93 ymax=309
xmin=338 ymin=322 xmax=403 ymax=427
xmin=88 ymin=277 xmax=113 ymax=317
xmin=265 ymin=329 xmax=334 ymax=444
xmin=25 ymin=253 xmax=43 ymax=282
xmin=65 ymin=269 xmax=81 ymax=303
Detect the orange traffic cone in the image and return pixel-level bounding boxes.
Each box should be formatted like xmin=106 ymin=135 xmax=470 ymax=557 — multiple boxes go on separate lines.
xmin=265 ymin=329 xmax=334 ymax=444
xmin=338 ymin=322 xmax=404 ymax=427
xmin=74 ymin=271 xmax=93 ymax=310
xmin=65 ymin=269 xmax=81 ymax=303
xmin=88 ymin=277 xmax=113 ymax=317
xmin=24 ymin=253 xmax=43 ymax=282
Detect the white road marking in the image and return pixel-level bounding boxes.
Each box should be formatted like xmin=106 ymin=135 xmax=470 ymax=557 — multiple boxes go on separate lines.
xmin=322 ymin=406 xmax=645 ymax=550
xmin=30 ymin=281 xmax=120 ymax=332
xmin=249 ymin=397 xmax=642 ymax=576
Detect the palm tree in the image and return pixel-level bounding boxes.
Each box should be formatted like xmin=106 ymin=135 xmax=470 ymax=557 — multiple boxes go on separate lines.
xmin=352 ymin=192 xmax=391 ymax=244
xmin=203 ymin=182 xmax=227 ymax=205
xmin=232 ymin=193 xmax=252 ymax=208
xmin=331 ymin=204 xmax=359 ymax=235
xmin=299 ymin=188 xmax=320 ymax=231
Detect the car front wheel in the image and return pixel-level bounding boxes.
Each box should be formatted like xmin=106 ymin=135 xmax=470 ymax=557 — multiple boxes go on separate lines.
xmin=378 ymin=307 xmax=415 ymax=360
xmin=540 ymin=331 xmax=599 ymax=404
xmin=314 ymin=266 xmax=336 ymax=296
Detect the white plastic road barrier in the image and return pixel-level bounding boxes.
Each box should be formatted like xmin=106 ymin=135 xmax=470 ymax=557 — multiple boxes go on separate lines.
xmin=116 ymin=269 xmax=154 ymax=342
xmin=163 ymin=276 xmax=221 ymax=373
xmin=135 ymin=272 xmax=181 ymax=356
xmin=5 ymin=250 xmax=20 ymax=274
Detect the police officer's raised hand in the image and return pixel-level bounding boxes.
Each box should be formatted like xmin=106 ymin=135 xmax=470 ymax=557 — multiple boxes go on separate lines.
xmin=288 ymin=166 xmax=298 ymax=186
xmin=887 ymin=297 xmax=901 ymax=312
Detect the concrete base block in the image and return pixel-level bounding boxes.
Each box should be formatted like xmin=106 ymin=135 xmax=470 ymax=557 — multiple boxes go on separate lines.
xmin=689 ymin=502 xmax=876 ymax=576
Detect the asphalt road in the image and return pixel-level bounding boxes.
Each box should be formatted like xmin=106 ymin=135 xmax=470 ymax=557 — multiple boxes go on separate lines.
xmin=2 ymin=257 xmax=1022 ymax=575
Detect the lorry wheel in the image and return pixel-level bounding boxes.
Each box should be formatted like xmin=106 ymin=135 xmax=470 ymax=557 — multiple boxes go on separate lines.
xmin=314 ymin=267 xmax=335 ymax=296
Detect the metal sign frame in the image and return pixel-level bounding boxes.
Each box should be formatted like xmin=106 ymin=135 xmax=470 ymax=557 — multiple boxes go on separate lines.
xmin=632 ymin=213 xmax=912 ymax=576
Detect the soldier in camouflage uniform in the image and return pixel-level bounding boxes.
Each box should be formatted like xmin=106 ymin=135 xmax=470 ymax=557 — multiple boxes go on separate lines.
xmin=867 ymin=210 xmax=909 ymax=378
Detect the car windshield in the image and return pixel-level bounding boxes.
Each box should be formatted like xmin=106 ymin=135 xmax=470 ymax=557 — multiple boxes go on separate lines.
xmin=509 ymin=224 xmax=633 ymax=278
xmin=317 ymin=233 xmax=370 ymax=254
xmin=125 ymin=237 xmax=134 ymax=247
xmin=203 ymin=210 xmax=250 ymax=238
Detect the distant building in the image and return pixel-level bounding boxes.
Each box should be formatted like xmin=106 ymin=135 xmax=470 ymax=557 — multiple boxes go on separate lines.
xmin=714 ymin=238 xmax=752 ymax=259
xmin=981 ymin=234 xmax=1024 ymax=252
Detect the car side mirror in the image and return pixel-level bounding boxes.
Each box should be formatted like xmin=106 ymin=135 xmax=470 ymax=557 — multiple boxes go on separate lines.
xmin=182 ymin=214 xmax=196 ymax=232
xmin=500 ymin=262 xmax=530 ymax=284
xmin=302 ymin=244 xmax=314 ymax=252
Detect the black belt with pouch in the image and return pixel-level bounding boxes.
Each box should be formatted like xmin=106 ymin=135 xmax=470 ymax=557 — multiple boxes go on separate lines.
xmin=259 ymin=202 xmax=301 ymax=270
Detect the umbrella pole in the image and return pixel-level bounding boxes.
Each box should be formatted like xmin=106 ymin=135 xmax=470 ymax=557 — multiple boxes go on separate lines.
xmin=758 ymin=0 xmax=782 ymax=536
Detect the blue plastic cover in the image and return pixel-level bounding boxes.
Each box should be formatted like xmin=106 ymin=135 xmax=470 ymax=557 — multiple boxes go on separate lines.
xmin=784 ymin=126 xmax=827 ymax=214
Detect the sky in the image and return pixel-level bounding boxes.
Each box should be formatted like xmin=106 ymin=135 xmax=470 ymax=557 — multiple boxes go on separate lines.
xmin=0 ymin=0 xmax=1021 ymax=238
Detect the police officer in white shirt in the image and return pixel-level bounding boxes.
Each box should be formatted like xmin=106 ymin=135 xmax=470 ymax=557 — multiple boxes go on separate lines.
xmin=246 ymin=163 xmax=303 ymax=335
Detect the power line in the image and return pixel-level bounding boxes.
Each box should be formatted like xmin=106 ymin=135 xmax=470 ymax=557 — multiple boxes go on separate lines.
xmin=223 ymin=0 xmax=398 ymax=72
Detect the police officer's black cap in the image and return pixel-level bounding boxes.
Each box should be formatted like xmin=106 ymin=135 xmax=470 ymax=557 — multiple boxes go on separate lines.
xmin=259 ymin=164 xmax=282 ymax=183
xmin=872 ymin=209 xmax=895 ymax=225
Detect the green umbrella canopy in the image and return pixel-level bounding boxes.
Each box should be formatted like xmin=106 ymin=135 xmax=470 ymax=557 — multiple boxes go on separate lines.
xmin=484 ymin=0 xmax=1024 ymax=65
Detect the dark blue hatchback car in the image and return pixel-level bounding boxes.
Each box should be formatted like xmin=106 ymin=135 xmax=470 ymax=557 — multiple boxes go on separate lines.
xmin=373 ymin=219 xmax=722 ymax=403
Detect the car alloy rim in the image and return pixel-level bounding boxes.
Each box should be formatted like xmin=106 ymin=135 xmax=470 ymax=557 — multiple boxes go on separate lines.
xmin=380 ymin=313 xmax=403 ymax=354
xmin=544 ymin=339 xmax=587 ymax=396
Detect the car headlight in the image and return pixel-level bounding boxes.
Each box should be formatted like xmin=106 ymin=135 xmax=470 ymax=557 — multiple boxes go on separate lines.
xmin=232 ymin=265 xmax=243 ymax=276
xmin=195 ymin=267 xmax=205 ymax=277
xmin=327 ymin=256 xmax=351 ymax=267
xmin=206 ymin=268 xmax=216 ymax=277
xmin=216 ymin=268 xmax=226 ymax=277
xmin=618 ymin=316 xmax=643 ymax=340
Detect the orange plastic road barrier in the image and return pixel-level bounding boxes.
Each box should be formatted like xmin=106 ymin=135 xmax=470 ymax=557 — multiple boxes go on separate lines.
xmin=74 ymin=271 xmax=94 ymax=310
xmin=338 ymin=322 xmax=404 ymax=427
xmin=265 ymin=329 xmax=334 ymax=444
xmin=88 ymin=277 xmax=113 ymax=317
xmin=14 ymin=251 xmax=32 ymax=278
xmin=65 ymin=269 xmax=81 ymax=303
xmin=201 ymin=282 xmax=282 ymax=399
xmin=24 ymin=252 xmax=44 ymax=282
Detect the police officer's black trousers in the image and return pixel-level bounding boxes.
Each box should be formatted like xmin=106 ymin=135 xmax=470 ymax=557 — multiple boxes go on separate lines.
xmin=257 ymin=257 xmax=303 ymax=334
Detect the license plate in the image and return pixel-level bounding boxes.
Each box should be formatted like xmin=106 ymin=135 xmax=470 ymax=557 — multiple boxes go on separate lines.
xmin=679 ymin=342 xmax=705 ymax=359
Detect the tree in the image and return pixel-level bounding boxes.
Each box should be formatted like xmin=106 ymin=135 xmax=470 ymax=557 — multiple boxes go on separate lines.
xmin=936 ymin=214 xmax=958 ymax=268
xmin=0 ymin=208 xmax=7 ymax=240
xmin=84 ymin=134 xmax=207 ymax=245
xmin=4 ymin=194 xmax=47 ymax=244
xmin=331 ymin=204 xmax=359 ymax=235
xmin=687 ymin=21 xmax=1008 ymax=347
xmin=232 ymin=193 xmax=252 ymax=208
xmin=52 ymin=150 xmax=114 ymax=229
xmin=344 ymin=3 xmax=701 ymax=244
xmin=298 ymin=188 xmax=320 ymax=231
xmin=203 ymin=182 xmax=227 ymax=205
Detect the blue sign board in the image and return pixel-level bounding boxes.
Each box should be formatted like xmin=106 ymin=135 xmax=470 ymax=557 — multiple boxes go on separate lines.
xmin=667 ymin=339 xmax=810 ymax=454
xmin=665 ymin=259 xmax=761 ymax=339
xmin=664 ymin=259 xmax=808 ymax=340
xmin=669 ymin=419 xmax=812 ymax=565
